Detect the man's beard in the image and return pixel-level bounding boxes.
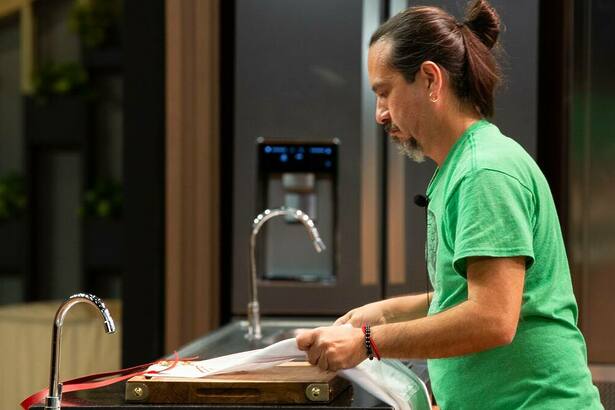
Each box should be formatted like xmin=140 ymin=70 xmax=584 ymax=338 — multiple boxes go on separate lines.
xmin=385 ymin=123 xmax=425 ymax=163
xmin=396 ymin=137 xmax=425 ymax=163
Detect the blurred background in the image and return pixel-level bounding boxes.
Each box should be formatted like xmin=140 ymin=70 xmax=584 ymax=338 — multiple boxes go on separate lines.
xmin=0 ymin=0 xmax=613 ymax=408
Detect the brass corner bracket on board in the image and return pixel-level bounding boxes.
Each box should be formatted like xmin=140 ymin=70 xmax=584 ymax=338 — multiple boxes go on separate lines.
xmin=125 ymin=383 xmax=149 ymax=401
xmin=305 ymin=382 xmax=330 ymax=402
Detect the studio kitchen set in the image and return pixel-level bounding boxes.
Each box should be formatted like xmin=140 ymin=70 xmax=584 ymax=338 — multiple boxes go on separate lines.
xmin=23 ymin=140 xmax=432 ymax=409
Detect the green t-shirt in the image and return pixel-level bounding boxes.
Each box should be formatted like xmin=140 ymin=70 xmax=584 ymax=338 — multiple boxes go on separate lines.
xmin=425 ymin=120 xmax=602 ymax=409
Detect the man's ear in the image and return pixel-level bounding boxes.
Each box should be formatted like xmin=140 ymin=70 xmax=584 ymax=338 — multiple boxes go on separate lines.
xmin=419 ymin=61 xmax=443 ymax=93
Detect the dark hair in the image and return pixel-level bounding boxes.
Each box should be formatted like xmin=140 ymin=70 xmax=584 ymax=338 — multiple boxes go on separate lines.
xmin=370 ymin=0 xmax=501 ymax=117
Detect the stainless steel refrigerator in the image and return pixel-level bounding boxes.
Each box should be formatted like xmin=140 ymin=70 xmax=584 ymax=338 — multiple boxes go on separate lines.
xmin=230 ymin=0 xmax=539 ymax=316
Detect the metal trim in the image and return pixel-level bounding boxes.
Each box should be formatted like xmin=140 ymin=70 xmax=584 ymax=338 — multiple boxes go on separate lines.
xmin=389 ymin=0 xmax=408 ymax=15
xmin=386 ymin=0 xmax=409 ymax=285
xmin=590 ymin=365 xmax=615 ymax=383
xmin=360 ymin=0 xmax=383 ymax=285
xmin=580 ymin=0 xmax=593 ymax=339
xmin=387 ymin=141 xmax=406 ymax=285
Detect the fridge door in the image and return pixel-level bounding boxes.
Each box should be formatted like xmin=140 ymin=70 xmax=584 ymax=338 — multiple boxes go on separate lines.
xmin=231 ymin=0 xmax=385 ymax=316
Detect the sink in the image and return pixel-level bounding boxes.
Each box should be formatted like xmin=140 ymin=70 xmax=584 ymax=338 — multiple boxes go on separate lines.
xmin=260 ymin=327 xmax=309 ymax=345
xmin=171 ymin=317 xmax=432 ymax=409
xmin=174 ymin=318 xmax=333 ymax=360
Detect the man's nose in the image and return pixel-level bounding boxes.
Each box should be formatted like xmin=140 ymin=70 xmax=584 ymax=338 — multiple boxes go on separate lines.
xmin=375 ymin=104 xmax=390 ymax=125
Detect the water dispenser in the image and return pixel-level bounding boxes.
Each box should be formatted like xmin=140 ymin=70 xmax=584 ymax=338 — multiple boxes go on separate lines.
xmin=256 ymin=138 xmax=338 ymax=283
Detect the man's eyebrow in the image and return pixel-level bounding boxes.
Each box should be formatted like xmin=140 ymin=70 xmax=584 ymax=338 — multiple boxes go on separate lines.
xmin=371 ymin=81 xmax=384 ymax=93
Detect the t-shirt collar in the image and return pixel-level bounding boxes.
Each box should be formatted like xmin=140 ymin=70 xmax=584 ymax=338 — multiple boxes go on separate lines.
xmin=427 ymin=119 xmax=490 ymax=196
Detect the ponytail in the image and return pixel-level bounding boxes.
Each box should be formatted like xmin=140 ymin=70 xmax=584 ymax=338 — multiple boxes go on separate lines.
xmin=460 ymin=0 xmax=501 ymax=117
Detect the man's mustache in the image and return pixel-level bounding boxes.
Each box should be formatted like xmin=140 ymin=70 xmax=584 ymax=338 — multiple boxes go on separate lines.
xmin=384 ymin=122 xmax=400 ymax=134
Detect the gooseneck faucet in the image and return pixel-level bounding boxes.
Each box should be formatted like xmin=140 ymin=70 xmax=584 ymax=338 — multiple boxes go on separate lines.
xmin=248 ymin=207 xmax=326 ymax=340
xmin=46 ymin=293 xmax=116 ymax=410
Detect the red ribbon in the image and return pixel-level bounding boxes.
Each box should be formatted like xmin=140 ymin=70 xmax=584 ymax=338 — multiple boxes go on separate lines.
xmin=369 ymin=335 xmax=382 ymax=360
xmin=20 ymin=352 xmax=198 ymax=409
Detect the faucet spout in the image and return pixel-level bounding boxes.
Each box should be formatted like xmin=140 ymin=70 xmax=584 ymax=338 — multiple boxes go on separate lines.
xmin=248 ymin=207 xmax=326 ymax=340
xmin=46 ymin=293 xmax=116 ymax=410
xmin=313 ymin=237 xmax=326 ymax=253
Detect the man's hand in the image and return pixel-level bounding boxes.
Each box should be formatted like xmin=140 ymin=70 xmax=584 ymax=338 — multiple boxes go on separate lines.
xmin=333 ymin=302 xmax=387 ymax=327
xmin=296 ymin=325 xmax=365 ymax=371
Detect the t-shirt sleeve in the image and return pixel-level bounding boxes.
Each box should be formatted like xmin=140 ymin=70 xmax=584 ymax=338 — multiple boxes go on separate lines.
xmin=447 ymin=169 xmax=535 ymax=276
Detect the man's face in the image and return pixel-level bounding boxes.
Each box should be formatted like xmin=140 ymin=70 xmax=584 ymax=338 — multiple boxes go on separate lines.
xmin=368 ymin=39 xmax=427 ymax=162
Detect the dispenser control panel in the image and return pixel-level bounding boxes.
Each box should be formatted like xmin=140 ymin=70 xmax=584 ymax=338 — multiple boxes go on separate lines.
xmin=258 ymin=141 xmax=338 ymax=173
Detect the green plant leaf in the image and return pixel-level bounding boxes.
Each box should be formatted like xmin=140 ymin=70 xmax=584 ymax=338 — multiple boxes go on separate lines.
xmin=69 ymin=0 xmax=122 ymax=49
xmin=0 ymin=173 xmax=27 ymax=220
xmin=81 ymin=178 xmax=123 ymax=219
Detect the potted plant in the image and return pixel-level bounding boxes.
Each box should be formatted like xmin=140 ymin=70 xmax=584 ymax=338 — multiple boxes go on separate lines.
xmin=81 ymin=179 xmax=123 ymax=269
xmin=69 ymin=0 xmax=122 ymax=50
xmin=69 ymin=0 xmax=123 ymax=69
xmin=31 ymin=61 xmax=89 ymax=102
xmin=25 ymin=62 xmax=91 ymax=148
xmin=0 ymin=173 xmax=27 ymax=270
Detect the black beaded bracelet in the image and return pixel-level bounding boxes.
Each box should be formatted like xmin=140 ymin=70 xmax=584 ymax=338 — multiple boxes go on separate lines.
xmin=362 ymin=323 xmax=374 ymax=360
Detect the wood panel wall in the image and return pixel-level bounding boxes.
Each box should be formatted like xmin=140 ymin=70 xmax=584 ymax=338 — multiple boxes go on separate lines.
xmin=165 ymin=0 xmax=220 ymax=352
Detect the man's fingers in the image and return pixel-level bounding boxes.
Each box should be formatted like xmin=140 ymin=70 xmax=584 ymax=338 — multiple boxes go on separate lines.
xmin=348 ymin=316 xmax=362 ymax=327
xmin=296 ymin=329 xmax=316 ymax=351
xmin=297 ymin=330 xmax=322 ymax=366
xmin=317 ymin=351 xmax=329 ymax=371
xmin=334 ymin=312 xmax=351 ymax=326
xmin=307 ymin=347 xmax=320 ymax=366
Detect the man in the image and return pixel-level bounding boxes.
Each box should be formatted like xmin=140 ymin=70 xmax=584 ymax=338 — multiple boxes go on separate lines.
xmin=296 ymin=2 xmax=602 ymax=408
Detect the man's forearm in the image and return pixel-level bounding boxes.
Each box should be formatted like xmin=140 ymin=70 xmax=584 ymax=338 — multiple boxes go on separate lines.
xmin=381 ymin=292 xmax=433 ymax=323
xmin=302 ymin=258 xmax=524 ymax=371
xmin=373 ymin=298 xmax=514 ymax=359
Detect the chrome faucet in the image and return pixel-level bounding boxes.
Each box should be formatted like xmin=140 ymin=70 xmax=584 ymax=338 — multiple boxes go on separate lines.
xmin=248 ymin=207 xmax=326 ymax=340
xmin=45 ymin=293 xmax=116 ymax=410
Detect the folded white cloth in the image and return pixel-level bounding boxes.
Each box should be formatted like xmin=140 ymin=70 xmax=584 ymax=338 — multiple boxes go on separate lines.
xmin=147 ymin=337 xmax=431 ymax=410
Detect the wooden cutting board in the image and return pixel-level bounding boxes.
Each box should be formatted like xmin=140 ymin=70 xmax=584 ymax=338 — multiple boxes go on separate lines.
xmin=125 ymin=361 xmax=352 ymax=404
